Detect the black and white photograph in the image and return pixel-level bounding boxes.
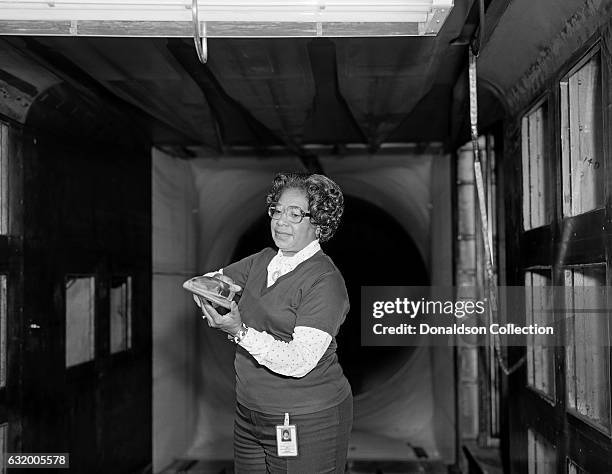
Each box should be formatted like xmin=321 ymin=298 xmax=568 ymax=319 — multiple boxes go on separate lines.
xmin=0 ymin=0 xmax=611 ymax=473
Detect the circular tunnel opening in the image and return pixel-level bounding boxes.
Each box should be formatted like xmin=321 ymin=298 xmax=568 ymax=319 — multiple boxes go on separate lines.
xmin=231 ymin=195 xmax=429 ymax=395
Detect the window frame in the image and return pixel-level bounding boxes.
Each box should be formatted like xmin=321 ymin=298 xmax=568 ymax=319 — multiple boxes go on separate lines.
xmin=559 ymin=46 xmax=605 ymax=218
xmin=0 ymin=119 xmax=26 ymax=460
xmin=64 ymin=274 xmax=97 ymax=369
xmin=562 ymin=264 xmax=611 ymax=434
xmin=524 ymin=267 xmax=556 ymax=405
xmin=522 ymin=96 xmax=552 ymax=231
xmin=513 ymin=34 xmax=612 ymax=474
xmin=109 ymin=274 xmax=133 ymax=356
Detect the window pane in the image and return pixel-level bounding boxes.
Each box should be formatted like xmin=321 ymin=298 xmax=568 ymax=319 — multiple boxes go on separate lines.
xmin=110 ymin=276 xmax=132 ymax=353
xmin=561 ymin=53 xmax=604 ymax=216
xmin=522 ymin=103 xmax=550 ymax=229
xmin=525 ymin=270 xmax=554 ymax=400
xmin=0 ymin=124 xmax=8 ymax=235
xmin=0 ymin=276 xmax=5 ymax=389
xmin=0 ymin=423 xmax=6 ymax=474
xmin=65 ymin=276 xmax=95 ymax=367
xmin=457 ymin=184 xmax=475 ymax=237
xmin=567 ymin=459 xmax=587 ymax=474
xmin=565 ymin=266 xmax=610 ymax=431
xmin=528 ymin=429 xmax=556 ymax=474
xmin=458 ymin=332 xmax=478 ymax=437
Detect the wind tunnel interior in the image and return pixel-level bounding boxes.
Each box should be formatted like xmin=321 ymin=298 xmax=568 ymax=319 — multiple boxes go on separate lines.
xmin=0 ymin=28 xmax=463 ymax=473
xmin=153 ymin=149 xmax=455 ymax=471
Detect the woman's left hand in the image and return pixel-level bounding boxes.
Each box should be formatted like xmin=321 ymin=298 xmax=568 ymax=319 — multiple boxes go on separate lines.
xmin=199 ymin=299 xmax=243 ymax=337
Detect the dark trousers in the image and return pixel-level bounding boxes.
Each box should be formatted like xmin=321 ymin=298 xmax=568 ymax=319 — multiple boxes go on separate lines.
xmin=234 ymin=394 xmax=353 ymax=473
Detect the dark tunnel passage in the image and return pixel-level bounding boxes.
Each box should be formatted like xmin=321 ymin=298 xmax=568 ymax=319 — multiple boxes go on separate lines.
xmin=231 ymin=195 xmax=430 ymax=395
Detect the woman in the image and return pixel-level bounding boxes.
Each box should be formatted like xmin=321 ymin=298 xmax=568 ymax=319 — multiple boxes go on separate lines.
xmin=196 ymin=172 xmax=352 ymax=473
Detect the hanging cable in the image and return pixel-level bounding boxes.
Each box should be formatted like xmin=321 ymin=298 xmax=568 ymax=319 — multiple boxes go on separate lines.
xmin=470 ymin=0 xmax=486 ymax=56
xmin=192 ymin=0 xmax=208 ymax=64
xmin=468 ymin=1 xmax=525 ymax=376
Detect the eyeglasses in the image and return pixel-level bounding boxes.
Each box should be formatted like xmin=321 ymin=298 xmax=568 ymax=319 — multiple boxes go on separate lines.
xmin=268 ymin=203 xmax=311 ymax=224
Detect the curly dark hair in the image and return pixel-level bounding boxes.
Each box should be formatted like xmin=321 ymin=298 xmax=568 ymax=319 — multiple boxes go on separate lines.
xmin=266 ymin=172 xmax=344 ymax=242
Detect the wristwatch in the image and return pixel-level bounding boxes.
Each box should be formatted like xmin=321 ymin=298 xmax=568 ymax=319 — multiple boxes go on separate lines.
xmin=229 ymin=323 xmax=249 ymax=344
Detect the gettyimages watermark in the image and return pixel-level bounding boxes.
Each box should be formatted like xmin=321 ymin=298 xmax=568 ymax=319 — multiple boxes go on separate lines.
xmin=361 ymin=286 xmax=612 ymax=347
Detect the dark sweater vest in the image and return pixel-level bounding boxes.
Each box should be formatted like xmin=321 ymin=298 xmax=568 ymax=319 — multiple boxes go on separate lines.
xmin=224 ymin=247 xmax=351 ymax=415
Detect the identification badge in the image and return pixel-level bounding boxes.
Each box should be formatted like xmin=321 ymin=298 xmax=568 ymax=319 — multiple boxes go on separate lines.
xmin=276 ymin=413 xmax=298 ymax=457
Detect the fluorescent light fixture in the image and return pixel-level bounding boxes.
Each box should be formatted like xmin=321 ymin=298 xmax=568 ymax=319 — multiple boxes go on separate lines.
xmin=0 ymin=0 xmax=453 ymax=37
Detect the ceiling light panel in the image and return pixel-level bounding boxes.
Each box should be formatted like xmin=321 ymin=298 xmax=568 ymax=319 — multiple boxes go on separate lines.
xmin=0 ymin=0 xmax=453 ymax=37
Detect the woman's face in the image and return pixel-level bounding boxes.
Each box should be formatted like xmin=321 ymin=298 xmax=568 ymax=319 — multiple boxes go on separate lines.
xmin=270 ymin=188 xmax=317 ymax=255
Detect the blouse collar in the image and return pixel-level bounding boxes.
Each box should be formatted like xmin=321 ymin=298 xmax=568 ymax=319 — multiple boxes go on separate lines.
xmin=277 ymin=239 xmax=321 ymax=263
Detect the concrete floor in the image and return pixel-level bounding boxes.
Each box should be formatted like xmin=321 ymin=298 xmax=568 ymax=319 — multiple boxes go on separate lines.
xmin=161 ymin=431 xmax=450 ymax=474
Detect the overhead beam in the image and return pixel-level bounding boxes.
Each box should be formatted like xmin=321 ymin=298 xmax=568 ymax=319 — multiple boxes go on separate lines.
xmin=303 ymin=39 xmax=366 ymax=146
xmin=167 ymin=39 xmax=278 ymax=147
